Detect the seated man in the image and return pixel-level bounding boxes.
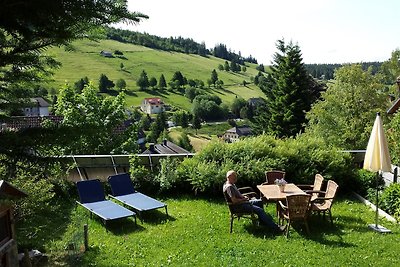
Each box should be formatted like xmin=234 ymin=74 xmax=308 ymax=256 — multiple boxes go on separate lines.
xmin=223 ymin=170 xmax=285 ymax=233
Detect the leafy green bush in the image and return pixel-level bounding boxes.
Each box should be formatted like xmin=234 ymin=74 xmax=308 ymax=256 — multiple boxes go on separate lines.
xmin=178 ymin=134 xmax=355 ymax=193
xmin=353 ymin=169 xmax=384 ymax=197
xmin=380 ymin=183 xmax=400 ymax=220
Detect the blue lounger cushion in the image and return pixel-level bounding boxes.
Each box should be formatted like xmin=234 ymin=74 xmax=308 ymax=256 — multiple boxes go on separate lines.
xmin=108 ymin=173 xmax=167 ymax=214
xmin=76 ymin=179 xmax=135 ymax=222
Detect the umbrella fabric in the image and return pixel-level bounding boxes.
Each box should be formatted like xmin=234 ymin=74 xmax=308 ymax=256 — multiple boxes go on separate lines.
xmin=363 ymin=113 xmax=391 ymax=172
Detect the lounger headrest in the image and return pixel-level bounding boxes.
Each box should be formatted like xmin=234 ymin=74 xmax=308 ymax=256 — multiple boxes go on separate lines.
xmin=76 ymin=179 xmax=106 ymax=203
xmin=108 ymin=173 xmax=136 ymax=196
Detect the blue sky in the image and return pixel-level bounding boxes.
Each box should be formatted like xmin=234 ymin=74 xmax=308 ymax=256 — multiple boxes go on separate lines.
xmin=121 ymin=0 xmax=400 ymax=64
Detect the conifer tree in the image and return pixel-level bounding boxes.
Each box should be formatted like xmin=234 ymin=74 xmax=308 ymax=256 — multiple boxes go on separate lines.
xmin=211 ymin=69 xmax=218 ymax=86
xmin=137 ymin=70 xmax=149 ymax=90
xmin=255 ymin=39 xmax=313 ymax=137
xmin=159 ymin=74 xmax=167 ymax=89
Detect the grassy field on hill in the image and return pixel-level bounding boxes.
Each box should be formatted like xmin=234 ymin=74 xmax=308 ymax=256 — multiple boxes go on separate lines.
xmin=46 ymin=39 xmax=265 ymax=110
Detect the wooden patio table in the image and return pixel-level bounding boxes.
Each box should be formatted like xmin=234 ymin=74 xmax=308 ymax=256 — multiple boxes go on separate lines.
xmin=257 ymin=183 xmax=306 ymax=202
xmin=257 ymin=183 xmax=307 ymax=218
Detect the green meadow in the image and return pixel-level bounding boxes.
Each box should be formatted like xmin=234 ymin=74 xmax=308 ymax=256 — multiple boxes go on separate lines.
xmin=46 ymin=39 xmax=265 ymax=110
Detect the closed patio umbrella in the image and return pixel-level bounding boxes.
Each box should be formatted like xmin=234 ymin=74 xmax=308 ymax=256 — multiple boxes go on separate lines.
xmin=363 ymin=112 xmax=391 ymax=233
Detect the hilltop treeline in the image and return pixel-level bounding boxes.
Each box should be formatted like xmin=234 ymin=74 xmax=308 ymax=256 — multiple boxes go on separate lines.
xmin=305 ymin=62 xmax=382 ymax=80
xmin=105 ymin=27 xmax=257 ymax=65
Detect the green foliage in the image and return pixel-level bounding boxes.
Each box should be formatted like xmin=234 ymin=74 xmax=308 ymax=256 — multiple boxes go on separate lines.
xmin=256 ymin=39 xmax=313 ymax=137
xmin=159 ymin=74 xmax=167 ymax=89
xmin=172 ymin=110 xmax=190 ymax=128
xmin=177 ymin=132 xmax=193 ymax=152
xmin=54 ymin=82 xmax=127 ymax=154
xmin=352 ymin=169 xmax=380 ymax=197
xmin=178 ymin=134 xmax=354 ymax=193
xmin=115 ymin=78 xmax=126 ymax=91
xmin=231 ymin=97 xmax=247 ymax=118
xmin=137 ymin=70 xmax=150 ymax=90
xmin=149 ymin=77 xmax=157 ymax=88
xmin=155 ymin=157 xmax=185 ymax=191
xmin=98 ymin=74 xmax=114 ymax=93
xmin=380 ymin=183 xmax=400 ymax=220
xmin=210 ymin=69 xmax=218 ymax=86
xmin=387 ymin=109 xmax=400 ymax=165
xmin=0 ymin=0 xmax=147 ymax=117
xmin=128 ymin=154 xmax=154 ymax=191
xmin=306 ymin=64 xmax=387 ymax=149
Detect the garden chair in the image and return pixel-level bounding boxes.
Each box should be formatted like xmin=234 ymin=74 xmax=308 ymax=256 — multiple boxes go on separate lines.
xmin=76 ymin=179 xmax=136 ymax=225
xmin=108 ymin=173 xmax=168 ymax=222
xmin=278 ymin=194 xmax=312 ymax=237
xmin=297 ymin=173 xmax=324 ymax=201
xmin=310 ymin=180 xmax=339 ymax=226
xmin=223 ymin=189 xmax=258 ymax=233
xmin=262 ymin=170 xmax=286 ymax=185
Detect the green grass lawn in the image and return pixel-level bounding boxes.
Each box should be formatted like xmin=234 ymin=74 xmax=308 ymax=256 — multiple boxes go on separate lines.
xmin=17 ymin=194 xmax=400 ymax=266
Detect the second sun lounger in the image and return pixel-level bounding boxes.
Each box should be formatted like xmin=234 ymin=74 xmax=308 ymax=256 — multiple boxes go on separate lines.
xmin=108 ymin=173 xmax=168 ymax=221
xmin=76 ymin=179 xmax=136 ymax=225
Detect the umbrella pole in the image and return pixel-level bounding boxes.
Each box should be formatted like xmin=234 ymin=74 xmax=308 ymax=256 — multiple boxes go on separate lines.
xmin=375 ymin=172 xmax=379 ymax=228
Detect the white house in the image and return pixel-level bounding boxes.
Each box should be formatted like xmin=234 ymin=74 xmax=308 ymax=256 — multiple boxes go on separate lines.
xmin=23 ymin=97 xmax=50 ymax=116
xmin=223 ymin=125 xmax=252 ymax=143
xmin=141 ymin=98 xmax=164 ymax=114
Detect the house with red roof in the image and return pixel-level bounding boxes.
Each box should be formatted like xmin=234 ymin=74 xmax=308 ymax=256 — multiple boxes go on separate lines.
xmin=140 ymin=98 xmax=164 ymax=114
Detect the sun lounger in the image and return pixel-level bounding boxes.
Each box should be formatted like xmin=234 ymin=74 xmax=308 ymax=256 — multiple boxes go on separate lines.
xmin=108 ymin=173 xmax=168 ymax=221
xmin=76 ymin=179 xmax=136 ymax=225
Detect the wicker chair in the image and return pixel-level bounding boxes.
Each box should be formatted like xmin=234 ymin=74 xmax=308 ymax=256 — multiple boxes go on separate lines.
xmin=310 ymin=180 xmax=339 ymax=225
xmin=223 ymin=188 xmax=258 ymax=233
xmin=297 ymin=174 xmax=324 ymax=201
xmin=278 ymin=194 xmax=312 ymax=237
xmin=262 ymin=170 xmax=286 ymax=185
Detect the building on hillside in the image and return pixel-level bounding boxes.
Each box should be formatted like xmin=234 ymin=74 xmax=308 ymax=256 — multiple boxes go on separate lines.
xmin=23 ymin=97 xmax=50 ymax=117
xmin=142 ymin=140 xmax=190 ymax=155
xmin=141 ymin=98 xmax=164 ymax=114
xmin=100 ymin=51 xmax=113 ymax=57
xmin=222 ymin=125 xmax=252 ymax=143
xmin=247 ymin=97 xmax=265 ymax=108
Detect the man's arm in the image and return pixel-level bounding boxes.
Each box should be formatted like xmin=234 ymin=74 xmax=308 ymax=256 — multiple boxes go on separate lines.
xmin=226 ymin=186 xmax=249 ymax=204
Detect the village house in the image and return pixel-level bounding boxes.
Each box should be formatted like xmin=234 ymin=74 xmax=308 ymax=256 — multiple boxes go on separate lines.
xmin=142 ymin=140 xmax=190 ymax=155
xmin=100 ymin=51 xmax=113 ymax=57
xmin=222 ymin=125 xmax=252 ymax=143
xmin=23 ymin=97 xmax=50 ymax=117
xmin=140 ymin=98 xmax=164 ymax=114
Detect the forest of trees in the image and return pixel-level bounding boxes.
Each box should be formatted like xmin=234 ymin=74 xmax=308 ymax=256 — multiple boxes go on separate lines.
xmin=104 ymin=27 xmax=257 ymax=65
xmin=305 ymin=62 xmax=382 ymax=80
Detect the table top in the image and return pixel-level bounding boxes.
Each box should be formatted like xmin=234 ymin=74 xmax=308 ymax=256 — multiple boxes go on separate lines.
xmin=257 ymin=183 xmax=306 ymax=201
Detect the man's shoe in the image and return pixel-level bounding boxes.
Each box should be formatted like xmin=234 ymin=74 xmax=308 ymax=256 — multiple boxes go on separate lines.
xmin=278 ymin=225 xmax=287 ymax=234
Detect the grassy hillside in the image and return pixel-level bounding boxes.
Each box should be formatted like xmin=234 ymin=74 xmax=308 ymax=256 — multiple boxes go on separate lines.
xmin=46 ymin=39 xmax=265 ymax=110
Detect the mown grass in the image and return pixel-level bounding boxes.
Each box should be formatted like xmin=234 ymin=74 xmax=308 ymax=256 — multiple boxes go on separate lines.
xmin=45 ymin=39 xmax=264 ymax=111
xmin=17 ymin=193 xmax=400 ymax=266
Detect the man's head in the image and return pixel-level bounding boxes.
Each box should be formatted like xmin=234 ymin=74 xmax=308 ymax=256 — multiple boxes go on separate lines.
xmin=226 ymin=170 xmax=237 ymax=183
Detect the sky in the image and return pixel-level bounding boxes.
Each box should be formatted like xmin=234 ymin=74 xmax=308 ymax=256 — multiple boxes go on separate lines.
xmin=118 ymin=0 xmax=400 ymax=64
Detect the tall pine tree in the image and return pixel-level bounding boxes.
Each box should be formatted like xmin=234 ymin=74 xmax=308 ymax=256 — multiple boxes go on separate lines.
xmin=255 ymin=39 xmax=312 ymax=137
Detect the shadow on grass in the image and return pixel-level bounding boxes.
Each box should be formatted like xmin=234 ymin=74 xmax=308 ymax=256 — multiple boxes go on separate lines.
xmin=16 ymin=199 xmax=77 ymax=251
xmin=104 ymin=217 xmax=145 ymax=236
xmin=138 ymin=209 xmax=175 ymax=226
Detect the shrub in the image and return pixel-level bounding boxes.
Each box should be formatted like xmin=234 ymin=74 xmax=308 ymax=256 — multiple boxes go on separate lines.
xmin=352 ymin=169 xmax=383 ymax=197
xmin=380 ymin=183 xmax=400 ymax=220
xmin=178 ymin=134 xmax=355 ymax=194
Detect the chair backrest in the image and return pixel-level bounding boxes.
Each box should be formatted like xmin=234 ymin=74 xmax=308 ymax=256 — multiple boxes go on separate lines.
xmin=313 ymin=174 xmax=324 ymax=191
xmin=286 ymin=194 xmax=311 ymax=220
xmin=265 ymin=170 xmax=286 ymax=184
xmin=324 ymin=180 xmax=339 ymax=207
xmin=76 ymin=179 xmax=105 ymax=203
xmin=108 ymin=173 xmax=136 ymax=196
